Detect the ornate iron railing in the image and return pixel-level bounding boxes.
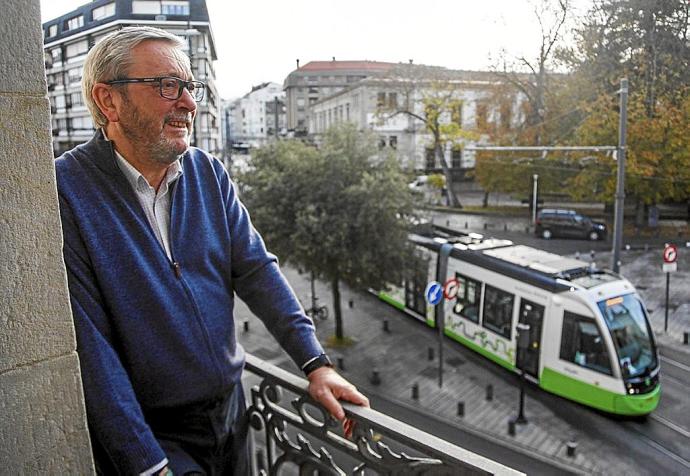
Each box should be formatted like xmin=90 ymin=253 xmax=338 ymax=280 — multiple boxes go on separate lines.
xmin=244 ymin=354 xmax=523 ymax=475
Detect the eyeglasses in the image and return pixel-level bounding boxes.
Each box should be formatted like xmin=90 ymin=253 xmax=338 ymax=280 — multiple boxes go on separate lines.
xmin=106 ymin=76 xmax=206 ymax=102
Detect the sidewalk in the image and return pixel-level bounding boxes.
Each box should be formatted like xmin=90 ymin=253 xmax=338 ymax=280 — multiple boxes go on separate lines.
xmin=234 ymin=249 xmax=689 ymax=475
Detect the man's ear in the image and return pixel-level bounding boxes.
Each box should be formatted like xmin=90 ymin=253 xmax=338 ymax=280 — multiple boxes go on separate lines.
xmin=91 ymin=83 xmax=120 ymax=123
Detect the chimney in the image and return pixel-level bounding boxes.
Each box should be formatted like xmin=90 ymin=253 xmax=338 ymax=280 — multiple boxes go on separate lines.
xmin=296 ymin=59 xmax=300 ymax=69
xmin=409 ymin=59 xmax=413 ymax=64
xmin=332 ymin=56 xmax=336 ymax=61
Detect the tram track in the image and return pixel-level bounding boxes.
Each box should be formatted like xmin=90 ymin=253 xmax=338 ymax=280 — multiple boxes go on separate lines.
xmin=623 ymin=419 xmax=690 ymax=471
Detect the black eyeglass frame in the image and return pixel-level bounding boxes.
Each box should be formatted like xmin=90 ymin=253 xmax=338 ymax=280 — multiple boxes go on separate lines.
xmin=105 ymin=76 xmax=206 ymax=102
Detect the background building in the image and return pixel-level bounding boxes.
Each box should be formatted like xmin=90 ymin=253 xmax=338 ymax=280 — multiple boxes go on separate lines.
xmin=42 ymin=0 xmax=220 ymax=157
xmin=224 ymin=82 xmax=286 ymax=149
xmin=309 ymin=64 xmax=527 ymax=174
xmin=283 ymin=60 xmax=395 ymax=136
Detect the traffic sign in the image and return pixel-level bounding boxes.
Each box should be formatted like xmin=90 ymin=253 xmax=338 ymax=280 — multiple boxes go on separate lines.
xmin=663 ymin=262 xmax=677 ymax=273
xmin=424 ymin=281 xmax=443 ymax=305
xmin=663 ymin=244 xmax=678 ymax=264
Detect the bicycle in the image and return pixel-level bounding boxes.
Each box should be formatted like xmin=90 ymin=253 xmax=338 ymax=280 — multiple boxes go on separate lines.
xmin=304 ymin=271 xmax=328 ymax=322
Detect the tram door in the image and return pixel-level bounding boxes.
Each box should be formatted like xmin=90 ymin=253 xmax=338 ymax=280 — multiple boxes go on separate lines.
xmin=405 ymin=254 xmax=430 ymax=317
xmin=516 ymin=299 xmax=544 ymax=379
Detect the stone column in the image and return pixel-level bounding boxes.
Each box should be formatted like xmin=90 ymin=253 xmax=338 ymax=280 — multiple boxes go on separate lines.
xmin=0 ymin=0 xmax=94 ymax=473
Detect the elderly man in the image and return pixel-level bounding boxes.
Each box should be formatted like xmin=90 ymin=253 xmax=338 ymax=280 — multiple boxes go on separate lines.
xmin=56 ymin=26 xmax=367 ymax=476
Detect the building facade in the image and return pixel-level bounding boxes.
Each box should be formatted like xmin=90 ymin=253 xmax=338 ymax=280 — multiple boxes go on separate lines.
xmin=43 ymin=0 xmax=221 ymax=157
xmin=309 ymin=65 xmax=526 ymax=173
xmin=283 ymin=60 xmax=395 ymax=136
xmin=225 ymin=82 xmax=286 ymax=149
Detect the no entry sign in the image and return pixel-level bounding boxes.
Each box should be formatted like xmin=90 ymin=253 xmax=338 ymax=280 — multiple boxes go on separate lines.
xmin=663 ymin=244 xmax=678 ymax=264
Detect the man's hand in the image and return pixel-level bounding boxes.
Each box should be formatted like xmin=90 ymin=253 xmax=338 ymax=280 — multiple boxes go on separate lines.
xmin=307 ymin=366 xmax=369 ymax=438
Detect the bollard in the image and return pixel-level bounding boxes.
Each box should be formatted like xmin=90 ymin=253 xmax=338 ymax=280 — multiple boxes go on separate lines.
xmin=504 ymin=223 xmax=508 ymax=231
xmin=590 ymin=250 xmax=595 ymax=260
xmin=243 ymin=320 xmax=249 ymax=332
xmin=348 ymin=299 xmax=354 ymax=308
xmin=337 ymin=357 xmax=345 ymax=371
xmin=684 ymin=332 xmax=689 ymax=345
xmin=575 ymin=251 xmax=580 ymax=260
xmin=483 ymin=223 xmax=488 ymax=230
xmin=486 ymin=384 xmax=493 ymax=401
xmin=412 ymin=383 xmax=419 ymax=400
xmin=457 ymin=401 xmax=465 ymax=417
xmin=370 ymin=369 xmax=381 ymax=385
xmin=566 ymin=440 xmax=578 ymax=457
xmin=383 ymin=319 xmax=390 ymax=333
xmin=525 ymin=226 xmax=529 ymax=234
xmin=428 ymin=347 xmax=435 ymax=360
xmin=508 ymin=419 xmax=516 ymax=436
xmin=446 ymin=220 xmax=450 ymax=226
xmin=464 ymin=222 xmax=468 ymax=229
xmin=644 ymin=243 xmax=649 ymax=252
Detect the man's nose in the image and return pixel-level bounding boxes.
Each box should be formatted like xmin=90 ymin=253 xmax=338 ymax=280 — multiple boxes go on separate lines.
xmin=177 ymin=86 xmax=198 ymax=111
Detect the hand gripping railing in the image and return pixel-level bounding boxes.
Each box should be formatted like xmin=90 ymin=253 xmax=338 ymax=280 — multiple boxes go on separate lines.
xmin=244 ymin=354 xmax=523 ymax=476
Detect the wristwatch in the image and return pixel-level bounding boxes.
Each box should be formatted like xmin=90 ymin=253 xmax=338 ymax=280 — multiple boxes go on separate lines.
xmin=302 ymin=353 xmax=334 ymax=376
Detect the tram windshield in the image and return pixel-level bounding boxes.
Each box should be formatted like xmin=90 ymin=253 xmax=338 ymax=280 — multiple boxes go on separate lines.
xmin=597 ymin=294 xmax=657 ymax=378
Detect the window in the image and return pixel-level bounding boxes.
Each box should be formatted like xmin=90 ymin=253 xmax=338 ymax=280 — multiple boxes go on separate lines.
xmin=379 ymin=136 xmax=386 ymax=149
xmin=47 ymin=24 xmax=58 ymax=38
xmin=482 ymin=285 xmax=514 ymax=339
xmin=66 ymin=40 xmax=88 ymax=59
xmin=132 ymin=1 xmax=160 ymax=14
xmin=451 ymin=148 xmax=462 ymax=169
xmin=389 ymin=136 xmax=397 ymax=149
xmin=68 ymin=67 xmax=83 ymax=84
xmin=162 ymin=1 xmax=190 ymax=15
xmin=388 ymin=92 xmax=398 ymax=109
xmin=499 ymin=102 xmax=512 ymax=130
xmin=452 ymin=103 xmax=463 ymax=126
xmin=377 ymin=92 xmax=386 ymax=108
xmin=425 ymin=147 xmax=435 ymax=169
xmin=64 ymin=15 xmax=84 ymax=31
xmin=70 ymin=92 xmax=83 ymax=107
xmin=476 ymin=102 xmax=488 ymax=129
xmin=560 ymin=311 xmax=612 ymax=375
xmin=452 ymin=274 xmax=482 ymax=324
xmin=92 ymin=3 xmax=116 ymax=20
xmin=50 ymin=48 xmax=62 ymax=62
xmin=308 ymin=97 xmax=318 ymax=105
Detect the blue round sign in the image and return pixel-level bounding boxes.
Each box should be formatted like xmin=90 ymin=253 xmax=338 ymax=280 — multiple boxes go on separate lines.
xmin=424 ymin=281 xmax=443 ymax=305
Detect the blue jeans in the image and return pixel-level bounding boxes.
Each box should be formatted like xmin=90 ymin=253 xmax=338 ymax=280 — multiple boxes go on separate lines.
xmin=95 ymin=383 xmax=250 ymax=475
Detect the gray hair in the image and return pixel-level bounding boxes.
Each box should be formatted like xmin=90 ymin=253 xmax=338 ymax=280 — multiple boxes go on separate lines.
xmin=82 ymin=26 xmax=191 ymax=127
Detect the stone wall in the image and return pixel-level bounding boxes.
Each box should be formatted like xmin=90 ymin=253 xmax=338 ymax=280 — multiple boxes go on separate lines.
xmin=0 ymin=0 xmax=93 ymax=472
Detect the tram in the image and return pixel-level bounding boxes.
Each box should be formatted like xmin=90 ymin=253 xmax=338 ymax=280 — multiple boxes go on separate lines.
xmin=378 ymin=225 xmax=660 ymax=415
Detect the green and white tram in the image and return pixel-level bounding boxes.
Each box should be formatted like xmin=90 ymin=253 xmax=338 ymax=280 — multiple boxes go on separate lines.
xmin=379 ymin=226 xmax=660 ymax=415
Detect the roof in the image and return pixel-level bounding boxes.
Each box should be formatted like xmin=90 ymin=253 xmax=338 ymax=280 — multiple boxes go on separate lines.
xmin=411 ymin=225 xmax=614 ymax=293
xmin=296 ymin=60 xmax=396 ymax=72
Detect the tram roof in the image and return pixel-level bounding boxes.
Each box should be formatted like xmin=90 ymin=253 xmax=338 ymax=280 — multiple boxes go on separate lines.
xmin=410 ymin=225 xmax=616 ymax=293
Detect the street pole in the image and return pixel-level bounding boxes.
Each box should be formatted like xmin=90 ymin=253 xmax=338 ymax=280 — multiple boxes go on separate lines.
xmin=664 ymin=271 xmax=670 ymax=332
xmin=612 ymin=78 xmax=628 ymax=273
xmin=274 ymin=96 xmax=279 ymax=138
xmin=532 ymin=174 xmax=539 ymax=225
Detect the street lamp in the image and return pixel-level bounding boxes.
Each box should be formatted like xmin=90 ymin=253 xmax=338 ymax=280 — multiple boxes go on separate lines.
xmin=514 ymin=322 xmax=530 ymax=425
xmin=532 ymin=174 xmax=539 ymax=225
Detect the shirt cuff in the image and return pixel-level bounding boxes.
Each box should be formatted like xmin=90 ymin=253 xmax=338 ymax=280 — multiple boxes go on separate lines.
xmin=140 ymin=458 xmax=168 ymax=476
xmin=300 ymin=354 xmax=321 ymax=371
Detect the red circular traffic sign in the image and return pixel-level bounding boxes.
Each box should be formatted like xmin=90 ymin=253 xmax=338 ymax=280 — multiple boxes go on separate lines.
xmin=663 ymin=244 xmax=678 ymax=264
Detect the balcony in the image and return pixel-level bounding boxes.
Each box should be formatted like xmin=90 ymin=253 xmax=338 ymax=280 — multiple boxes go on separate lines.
xmin=244 ymin=354 xmax=521 ymax=475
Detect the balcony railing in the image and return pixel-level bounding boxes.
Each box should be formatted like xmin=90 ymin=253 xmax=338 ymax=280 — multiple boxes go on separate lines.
xmin=244 ymin=354 xmax=523 ymax=475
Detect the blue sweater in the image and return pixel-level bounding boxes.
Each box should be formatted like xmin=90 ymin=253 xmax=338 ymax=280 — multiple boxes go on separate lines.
xmin=56 ymin=131 xmax=323 ymax=474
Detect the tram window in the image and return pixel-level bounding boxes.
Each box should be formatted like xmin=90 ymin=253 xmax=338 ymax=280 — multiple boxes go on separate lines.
xmin=453 ymin=273 xmax=481 ymax=323
xmin=560 ymin=311 xmax=612 ymax=375
xmin=482 ymin=285 xmax=514 ymax=339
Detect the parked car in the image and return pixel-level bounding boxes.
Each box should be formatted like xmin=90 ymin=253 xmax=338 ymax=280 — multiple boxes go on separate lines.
xmin=535 ymin=209 xmax=607 ymax=241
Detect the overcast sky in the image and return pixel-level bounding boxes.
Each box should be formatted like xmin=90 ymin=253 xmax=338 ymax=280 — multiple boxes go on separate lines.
xmin=40 ymin=0 xmax=592 ymax=100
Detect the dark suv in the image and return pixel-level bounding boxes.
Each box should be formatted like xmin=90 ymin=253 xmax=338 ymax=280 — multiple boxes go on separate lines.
xmin=535 ymin=209 xmax=607 ymax=241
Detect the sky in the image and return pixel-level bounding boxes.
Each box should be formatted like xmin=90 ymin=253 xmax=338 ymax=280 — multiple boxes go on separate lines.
xmin=39 ymin=0 xmax=592 ymax=100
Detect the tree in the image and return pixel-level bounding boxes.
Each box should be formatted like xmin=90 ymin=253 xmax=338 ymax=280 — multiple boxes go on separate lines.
xmin=238 ymin=123 xmax=416 ymax=341
xmin=564 ymin=0 xmax=690 ymax=218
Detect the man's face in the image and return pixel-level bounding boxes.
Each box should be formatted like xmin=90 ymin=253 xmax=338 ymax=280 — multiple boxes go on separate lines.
xmin=114 ymin=41 xmax=197 ymax=165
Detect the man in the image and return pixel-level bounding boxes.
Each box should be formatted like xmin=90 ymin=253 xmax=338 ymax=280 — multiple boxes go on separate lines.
xmin=56 ymin=26 xmax=368 ymax=475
